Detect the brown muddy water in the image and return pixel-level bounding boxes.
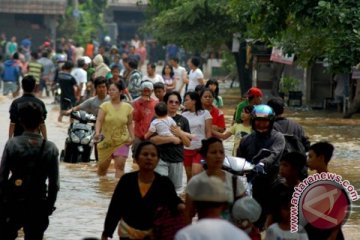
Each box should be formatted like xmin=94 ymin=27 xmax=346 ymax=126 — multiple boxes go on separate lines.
xmin=0 ymin=96 xmax=358 ymax=239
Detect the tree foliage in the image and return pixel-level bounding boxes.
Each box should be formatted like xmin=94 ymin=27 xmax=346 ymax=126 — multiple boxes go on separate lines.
xmin=230 ymin=0 xmax=360 ymax=72
xmin=146 ymin=0 xmax=360 ymax=74
xmin=144 ymin=0 xmax=238 ymax=51
xmin=58 ymin=0 xmax=106 ymax=45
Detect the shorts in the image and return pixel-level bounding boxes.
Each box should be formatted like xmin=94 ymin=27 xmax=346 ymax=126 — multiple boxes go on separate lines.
xmin=183 ymin=149 xmax=202 ymax=167
xmin=112 ymin=144 xmax=129 ymax=158
xmin=3 ymin=81 xmax=18 ymax=95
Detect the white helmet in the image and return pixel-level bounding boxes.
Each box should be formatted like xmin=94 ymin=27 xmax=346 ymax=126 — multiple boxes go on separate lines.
xmin=56 ymin=54 xmax=66 ymax=63
xmin=81 ymin=56 xmax=92 ymax=65
xmin=104 ymin=36 xmax=111 ymax=43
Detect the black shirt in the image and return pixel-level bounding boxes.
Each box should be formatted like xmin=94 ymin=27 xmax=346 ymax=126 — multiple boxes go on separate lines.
xmin=157 ymin=114 xmax=190 ymax=163
xmin=57 ymin=71 xmax=77 ymax=103
xmin=9 ymin=93 xmax=47 ymax=136
xmin=103 ymin=172 xmax=182 ymax=238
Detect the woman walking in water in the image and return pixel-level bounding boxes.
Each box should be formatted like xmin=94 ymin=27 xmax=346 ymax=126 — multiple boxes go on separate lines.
xmin=94 ymin=81 xmax=134 ymax=178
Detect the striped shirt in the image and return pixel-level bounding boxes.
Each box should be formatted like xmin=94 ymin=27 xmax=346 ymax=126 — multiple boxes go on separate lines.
xmin=27 ymin=61 xmax=42 ymax=83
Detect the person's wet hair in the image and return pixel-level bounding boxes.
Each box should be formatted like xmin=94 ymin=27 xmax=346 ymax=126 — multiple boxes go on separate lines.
xmin=94 ymin=76 xmax=107 ymax=89
xmin=19 ymin=102 xmax=43 ymax=130
xmin=153 ymin=82 xmax=165 ymax=90
xmin=272 ymin=188 xmax=293 ymax=223
xmin=133 ymin=141 xmax=159 ymax=160
xmin=12 ymin=52 xmax=19 ymax=60
xmin=128 ymin=59 xmax=138 ymax=69
xmin=267 ymin=97 xmax=285 ymax=116
xmin=164 ymin=91 xmax=182 ymax=104
xmin=112 ymin=81 xmax=125 ymax=92
xmin=162 ymin=63 xmax=174 ymax=78
xmin=195 ymin=85 xmax=205 ymax=94
xmin=111 ymin=65 xmax=120 ymax=71
xmin=280 ymin=152 xmax=306 ymax=176
xmin=31 ymin=51 xmax=39 ymax=60
xmin=77 ymin=58 xmax=85 ymax=68
xmin=205 ymin=79 xmax=220 ymax=101
xmin=199 ymin=137 xmax=222 ymax=158
xmin=22 ymin=75 xmax=36 ymax=93
xmin=309 ymin=141 xmax=334 ymax=163
xmin=191 ymin=57 xmax=201 ymax=67
xmin=147 ymin=63 xmax=156 ymax=69
xmin=154 ymin=102 xmax=168 ymax=117
xmin=199 ymin=88 xmax=214 ymax=100
xmin=184 ymin=91 xmax=203 ymax=114
xmin=62 ymin=61 xmax=74 ymax=70
xmin=170 ymin=57 xmax=179 ymax=63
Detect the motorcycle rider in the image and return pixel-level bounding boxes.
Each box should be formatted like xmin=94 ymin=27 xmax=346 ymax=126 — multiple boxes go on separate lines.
xmin=236 ymin=104 xmax=285 ymax=229
xmin=65 ymin=76 xmax=109 ymax=117
xmin=64 ymin=76 xmax=109 ymax=162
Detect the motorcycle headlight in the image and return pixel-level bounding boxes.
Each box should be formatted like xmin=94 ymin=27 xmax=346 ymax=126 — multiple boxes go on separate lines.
xmin=81 ymin=135 xmax=91 ymax=145
xmin=70 ymin=132 xmax=80 ymax=143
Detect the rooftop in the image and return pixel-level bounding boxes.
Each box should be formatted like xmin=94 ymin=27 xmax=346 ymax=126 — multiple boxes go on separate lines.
xmin=0 ymin=0 xmax=67 ymax=15
xmin=108 ymin=0 xmax=148 ymax=7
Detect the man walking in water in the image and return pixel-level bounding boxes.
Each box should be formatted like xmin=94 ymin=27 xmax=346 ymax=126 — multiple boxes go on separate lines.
xmin=0 ymin=102 xmax=59 ymax=239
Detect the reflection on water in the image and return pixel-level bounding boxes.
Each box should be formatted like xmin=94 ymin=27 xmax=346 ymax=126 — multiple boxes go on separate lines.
xmin=41 ymin=109 xmax=360 ymax=239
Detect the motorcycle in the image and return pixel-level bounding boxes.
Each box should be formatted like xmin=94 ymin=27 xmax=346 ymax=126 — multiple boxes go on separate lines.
xmin=60 ymin=100 xmax=97 ymax=163
xmin=201 ymin=148 xmax=272 ymax=195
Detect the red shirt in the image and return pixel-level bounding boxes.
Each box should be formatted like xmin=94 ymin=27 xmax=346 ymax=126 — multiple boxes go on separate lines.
xmin=209 ymin=105 xmax=226 ymax=129
xmin=132 ymin=97 xmax=158 ymax=139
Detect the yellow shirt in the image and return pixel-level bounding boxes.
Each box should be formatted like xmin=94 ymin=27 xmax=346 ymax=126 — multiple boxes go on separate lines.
xmin=229 ymin=123 xmax=252 ymax=156
xmin=97 ymin=101 xmax=133 ymax=161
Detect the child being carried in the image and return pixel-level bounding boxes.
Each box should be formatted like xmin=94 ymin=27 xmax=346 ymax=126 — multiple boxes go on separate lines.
xmin=144 ymin=102 xmax=180 ymax=140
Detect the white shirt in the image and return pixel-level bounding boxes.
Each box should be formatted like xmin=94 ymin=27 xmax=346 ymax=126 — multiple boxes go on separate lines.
xmin=188 ymin=68 xmax=204 ymax=91
xmin=71 ymin=68 xmax=87 ymax=96
xmin=182 ymin=110 xmax=212 ymax=149
xmin=175 ymin=219 xmax=251 ymax=240
xmin=173 ymin=65 xmax=187 ymax=94
xmin=149 ymin=116 xmax=176 ymax=137
xmin=265 ymin=223 xmax=309 ymax=240
xmin=143 ymin=74 xmax=164 ymax=84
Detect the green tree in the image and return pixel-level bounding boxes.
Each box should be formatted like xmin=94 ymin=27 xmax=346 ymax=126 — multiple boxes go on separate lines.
xmin=58 ymin=0 xmax=106 ymax=46
xmin=230 ymin=0 xmax=360 ymax=72
xmin=144 ymin=0 xmax=252 ymax=94
xmin=145 ymin=0 xmax=360 ymax=100
xmin=145 ymin=0 xmax=237 ymax=50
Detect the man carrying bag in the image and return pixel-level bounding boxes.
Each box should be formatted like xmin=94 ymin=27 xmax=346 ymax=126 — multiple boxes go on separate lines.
xmin=0 ymin=102 xmax=59 ymax=240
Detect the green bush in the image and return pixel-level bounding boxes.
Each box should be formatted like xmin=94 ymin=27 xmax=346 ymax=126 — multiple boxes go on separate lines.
xmin=280 ymin=76 xmax=300 ymax=94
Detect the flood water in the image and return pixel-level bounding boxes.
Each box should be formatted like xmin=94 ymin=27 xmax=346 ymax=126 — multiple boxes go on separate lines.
xmin=0 ymin=96 xmax=358 ymax=239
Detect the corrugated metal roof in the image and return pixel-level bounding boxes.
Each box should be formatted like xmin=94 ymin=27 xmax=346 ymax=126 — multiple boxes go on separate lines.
xmin=0 ymin=0 xmax=67 ymax=15
xmin=108 ymin=0 xmax=148 ymax=7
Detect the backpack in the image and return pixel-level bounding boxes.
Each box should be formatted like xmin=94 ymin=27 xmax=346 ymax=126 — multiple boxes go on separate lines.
xmin=5 ymin=139 xmax=46 ymax=202
xmin=282 ymin=134 xmax=306 ymax=155
xmin=274 ymin=121 xmax=306 ymax=155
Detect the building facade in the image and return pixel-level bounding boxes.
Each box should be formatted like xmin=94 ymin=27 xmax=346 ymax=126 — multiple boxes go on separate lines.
xmin=0 ymin=0 xmax=66 ymax=50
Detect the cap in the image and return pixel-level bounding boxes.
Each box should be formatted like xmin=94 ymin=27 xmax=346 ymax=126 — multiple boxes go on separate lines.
xmin=232 ymin=196 xmax=262 ymax=223
xmin=186 ymin=176 xmax=231 ymax=202
xmin=141 ymin=81 xmax=154 ymax=91
xmin=43 ymin=41 xmax=50 ymax=47
xmin=247 ymin=87 xmax=263 ymax=98
xmin=81 ymin=56 xmax=92 ymax=65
